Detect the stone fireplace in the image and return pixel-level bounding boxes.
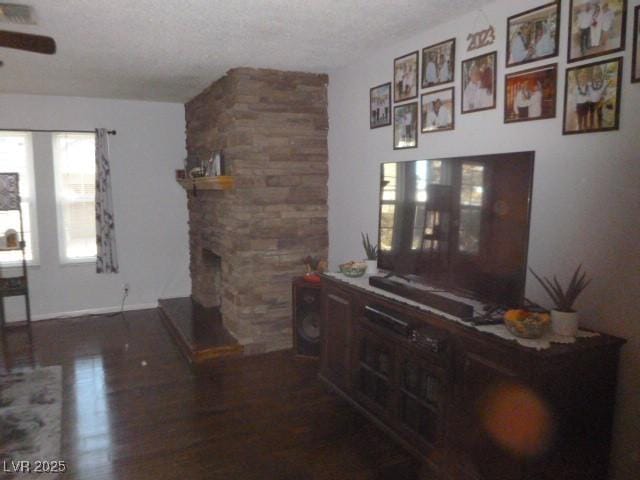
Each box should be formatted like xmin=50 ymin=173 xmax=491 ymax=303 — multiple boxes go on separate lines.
xmin=185 ymin=68 xmax=328 ymax=354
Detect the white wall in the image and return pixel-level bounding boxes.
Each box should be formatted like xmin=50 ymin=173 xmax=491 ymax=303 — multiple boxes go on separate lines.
xmin=328 ymin=0 xmax=639 ymax=478
xmin=0 ymin=94 xmax=191 ymax=319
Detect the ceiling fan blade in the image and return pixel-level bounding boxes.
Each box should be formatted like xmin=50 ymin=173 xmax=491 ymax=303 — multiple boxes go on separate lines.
xmin=0 ymin=30 xmax=56 ymax=54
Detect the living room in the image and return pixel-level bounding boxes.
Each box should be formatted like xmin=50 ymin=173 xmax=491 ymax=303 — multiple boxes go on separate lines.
xmin=0 ymin=1 xmax=638 ymax=479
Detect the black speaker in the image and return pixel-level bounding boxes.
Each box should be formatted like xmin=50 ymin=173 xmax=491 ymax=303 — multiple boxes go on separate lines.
xmin=292 ymin=277 xmax=321 ymax=357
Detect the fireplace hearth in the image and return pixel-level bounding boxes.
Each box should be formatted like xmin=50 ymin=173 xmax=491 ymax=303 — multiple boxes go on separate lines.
xmin=159 ymin=297 xmax=243 ymax=363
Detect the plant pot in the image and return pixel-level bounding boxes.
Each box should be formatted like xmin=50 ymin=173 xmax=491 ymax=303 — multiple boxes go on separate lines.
xmin=365 ymin=260 xmax=377 ymax=274
xmin=303 ymin=273 xmax=321 ymax=284
xmin=551 ymin=310 xmax=579 ymax=337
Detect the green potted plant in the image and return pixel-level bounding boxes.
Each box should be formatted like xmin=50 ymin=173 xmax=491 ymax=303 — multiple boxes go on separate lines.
xmin=529 ymin=265 xmax=591 ymax=337
xmin=361 ymin=233 xmax=378 ymax=274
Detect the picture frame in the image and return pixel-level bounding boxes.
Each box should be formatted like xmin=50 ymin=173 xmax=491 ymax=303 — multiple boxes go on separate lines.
xmin=394 ymin=51 xmax=419 ymax=102
xmin=506 ymin=2 xmax=560 ymax=68
xmin=393 ymin=102 xmax=418 ymax=149
xmin=504 ymin=64 xmax=558 ymax=123
xmin=461 ymin=51 xmax=497 ymax=114
xmin=421 ymin=88 xmax=455 ymax=133
xmin=567 ymin=0 xmax=627 ymax=64
xmin=633 ymin=5 xmax=640 ymax=83
xmin=422 ymin=38 xmax=456 ymax=89
xmin=370 ymin=82 xmax=392 ymax=129
xmin=563 ymin=57 xmax=623 ymax=135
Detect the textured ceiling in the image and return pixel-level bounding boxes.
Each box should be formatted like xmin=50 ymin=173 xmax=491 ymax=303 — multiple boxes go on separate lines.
xmin=0 ymin=0 xmax=494 ymax=102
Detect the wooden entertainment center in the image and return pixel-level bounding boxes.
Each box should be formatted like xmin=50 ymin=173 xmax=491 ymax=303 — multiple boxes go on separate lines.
xmin=319 ymin=274 xmax=625 ymax=480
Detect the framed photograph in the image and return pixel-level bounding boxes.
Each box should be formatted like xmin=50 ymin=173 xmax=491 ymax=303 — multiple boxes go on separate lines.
xmin=568 ymin=0 xmax=627 ymax=63
xmin=505 ymin=64 xmax=557 ymax=123
xmin=422 ymin=38 xmax=456 ymax=88
xmin=563 ymin=57 xmax=622 ymax=134
xmin=507 ymin=2 xmax=560 ymax=67
xmin=393 ymin=102 xmax=418 ymax=149
xmin=370 ymin=82 xmax=392 ymax=129
xmin=461 ymin=51 xmax=497 ymax=114
xmin=421 ymin=88 xmax=455 ymax=133
xmin=394 ymin=51 xmax=419 ymax=102
xmin=633 ymin=5 xmax=640 ymax=82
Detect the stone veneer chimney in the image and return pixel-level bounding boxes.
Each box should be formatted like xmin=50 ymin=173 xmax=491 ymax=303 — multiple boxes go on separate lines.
xmin=184 ymin=68 xmax=328 ymax=354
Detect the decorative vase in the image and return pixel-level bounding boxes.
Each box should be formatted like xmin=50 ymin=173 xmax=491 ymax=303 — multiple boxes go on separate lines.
xmin=365 ymin=259 xmax=377 ymax=275
xmin=551 ymin=310 xmax=579 ymax=337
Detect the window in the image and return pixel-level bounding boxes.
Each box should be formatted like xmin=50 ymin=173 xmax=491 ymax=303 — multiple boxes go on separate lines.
xmin=0 ymin=132 xmax=38 ymax=264
xmin=458 ymin=162 xmax=485 ymax=255
xmin=52 ymin=133 xmax=97 ymax=262
xmin=411 ymin=160 xmax=443 ymax=251
xmin=380 ymin=163 xmax=397 ymax=252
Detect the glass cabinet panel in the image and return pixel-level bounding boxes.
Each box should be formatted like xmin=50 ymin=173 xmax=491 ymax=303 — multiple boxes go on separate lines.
xmin=398 ymin=353 xmax=445 ymax=446
xmin=357 ymin=328 xmax=394 ymax=412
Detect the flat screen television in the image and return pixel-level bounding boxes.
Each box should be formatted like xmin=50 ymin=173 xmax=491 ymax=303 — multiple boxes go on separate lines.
xmin=376 ymin=152 xmax=534 ymax=307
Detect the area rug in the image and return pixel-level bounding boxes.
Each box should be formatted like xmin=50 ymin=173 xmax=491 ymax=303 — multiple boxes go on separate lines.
xmin=0 ymin=366 xmax=63 ymax=480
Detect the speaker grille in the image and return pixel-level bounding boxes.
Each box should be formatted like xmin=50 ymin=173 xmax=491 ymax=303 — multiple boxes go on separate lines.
xmin=293 ymin=280 xmax=321 ymax=357
xmin=297 ymin=309 xmax=320 ymax=342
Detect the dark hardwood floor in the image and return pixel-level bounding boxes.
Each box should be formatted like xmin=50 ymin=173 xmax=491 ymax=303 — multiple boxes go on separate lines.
xmin=0 ymin=309 xmax=417 ymax=480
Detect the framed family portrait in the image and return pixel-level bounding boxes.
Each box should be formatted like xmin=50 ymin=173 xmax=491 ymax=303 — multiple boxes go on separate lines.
xmin=370 ymin=82 xmax=392 ymax=129
xmin=567 ymin=0 xmax=627 ymax=63
xmin=505 ymin=64 xmax=557 ymax=123
xmin=461 ymin=51 xmax=497 ymax=114
xmin=422 ymin=38 xmax=455 ymax=88
xmin=563 ymin=57 xmax=622 ymax=134
xmin=393 ymin=102 xmax=418 ymax=149
xmin=421 ymin=88 xmax=455 ymax=133
xmin=394 ymin=51 xmax=419 ymax=102
xmin=507 ymin=2 xmax=560 ymax=67
xmin=633 ymin=5 xmax=640 ymax=82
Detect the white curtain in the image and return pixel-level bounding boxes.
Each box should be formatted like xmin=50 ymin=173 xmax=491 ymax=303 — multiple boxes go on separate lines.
xmin=95 ymin=129 xmax=119 ymax=273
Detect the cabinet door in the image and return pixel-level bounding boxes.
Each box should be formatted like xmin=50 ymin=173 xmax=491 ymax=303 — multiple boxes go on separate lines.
xmin=458 ymin=349 xmax=519 ymax=409
xmin=396 ymin=347 xmax=448 ymax=456
xmin=320 ymin=287 xmax=353 ymax=391
xmin=353 ymin=324 xmax=395 ymax=419
xmin=448 ymin=346 xmax=523 ymax=480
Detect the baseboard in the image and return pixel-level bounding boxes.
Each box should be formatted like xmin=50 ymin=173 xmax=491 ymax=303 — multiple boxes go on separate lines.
xmin=20 ymin=302 xmax=159 ymax=322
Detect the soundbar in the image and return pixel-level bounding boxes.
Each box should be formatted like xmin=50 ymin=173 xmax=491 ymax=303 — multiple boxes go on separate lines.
xmin=368 ymin=276 xmax=474 ymax=319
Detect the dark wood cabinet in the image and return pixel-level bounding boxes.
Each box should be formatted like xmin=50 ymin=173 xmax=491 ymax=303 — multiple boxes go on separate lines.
xmin=319 ymin=275 xmax=625 ymax=480
xmin=319 ymin=283 xmax=353 ymax=392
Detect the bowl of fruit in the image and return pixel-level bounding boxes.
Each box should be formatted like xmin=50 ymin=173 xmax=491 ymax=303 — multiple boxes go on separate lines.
xmin=339 ymin=261 xmax=368 ymax=278
xmin=503 ymin=309 xmax=550 ymax=339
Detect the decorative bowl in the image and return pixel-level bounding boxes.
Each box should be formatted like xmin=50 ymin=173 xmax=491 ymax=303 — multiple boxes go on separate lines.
xmin=339 ymin=261 xmax=367 ymax=278
xmin=503 ymin=310 xmax=550 ymax=339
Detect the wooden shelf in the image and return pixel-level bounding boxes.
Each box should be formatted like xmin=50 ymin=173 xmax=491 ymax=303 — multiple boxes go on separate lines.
xmin=0 ymin=246 xmax=20 ymax=252
xmin=177 ymin=176 xmax=234 ymax=191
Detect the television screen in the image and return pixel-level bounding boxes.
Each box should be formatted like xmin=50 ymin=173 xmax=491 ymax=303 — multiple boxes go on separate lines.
xmin=377 ymin=152 xmax=534 ymax=307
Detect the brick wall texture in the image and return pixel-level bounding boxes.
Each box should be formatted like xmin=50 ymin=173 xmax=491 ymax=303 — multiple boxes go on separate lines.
xmin=184 ymin=68 xmax=329 ymax=353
